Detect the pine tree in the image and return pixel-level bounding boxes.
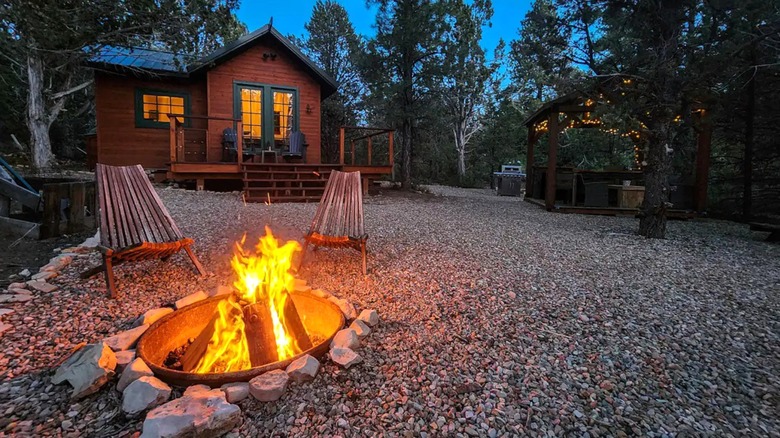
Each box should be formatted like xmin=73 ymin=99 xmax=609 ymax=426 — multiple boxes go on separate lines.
xmin=296 ymin=0 xmax=365 ymax=163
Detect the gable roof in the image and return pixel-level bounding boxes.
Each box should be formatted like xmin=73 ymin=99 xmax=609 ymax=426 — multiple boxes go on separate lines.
xmin=89 ymin=25 xmax=338 ymax=97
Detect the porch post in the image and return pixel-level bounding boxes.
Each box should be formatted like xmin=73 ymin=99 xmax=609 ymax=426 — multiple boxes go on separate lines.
xmin=339 ymin=127 xmax=345 ymax=165
xmin=236 ymin=120 xmax=243 ymax=164
xmin=526 ymin=126 xmax=535 ymax=198
xmin=545 ymin=110 xmax=559 ymax=210
xmin=367 ymin=136 xmax=373 ymax=166
xmin=388 ymin=130 xmax=394 ymax=167
xmin=694 ymin=109 xmax=712 ymax=212
xmin=169 ymin=118 xmax=177 ymax=163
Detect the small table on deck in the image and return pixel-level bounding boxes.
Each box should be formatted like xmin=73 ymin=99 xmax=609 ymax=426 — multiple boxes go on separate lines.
xmin=608 ymin=184 xmax=645 ymax=208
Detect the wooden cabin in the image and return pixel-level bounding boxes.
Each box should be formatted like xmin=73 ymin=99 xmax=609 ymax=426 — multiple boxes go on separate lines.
xmin=87 ymin=25 xmax=392 ymax=202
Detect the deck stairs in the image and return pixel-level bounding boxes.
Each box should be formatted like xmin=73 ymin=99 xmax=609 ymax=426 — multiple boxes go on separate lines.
xmin=241 ymin=163 xmax=341 ymax=203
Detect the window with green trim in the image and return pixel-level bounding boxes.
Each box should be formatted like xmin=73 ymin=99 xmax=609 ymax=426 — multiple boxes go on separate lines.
xmin=134 ymin=89 xmax=190 ymax=128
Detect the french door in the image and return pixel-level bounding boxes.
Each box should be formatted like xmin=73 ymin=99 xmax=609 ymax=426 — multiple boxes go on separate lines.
xmin=234 ymin=82 xmax=298 ymax=153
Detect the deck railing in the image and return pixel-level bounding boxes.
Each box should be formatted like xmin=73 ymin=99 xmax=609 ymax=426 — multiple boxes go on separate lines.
xmin=338 ymin=126 xmax=394 ymax=167
xmin=169 ymin=115 xmax=243 ymax=163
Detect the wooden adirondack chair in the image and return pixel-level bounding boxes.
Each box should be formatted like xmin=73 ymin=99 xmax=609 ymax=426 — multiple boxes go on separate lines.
xmin=81 ymin=164 xmax=206 ymax=297
xmin=300 ymin=170 xmax=367 ymax=274
xmin=282 ymin=131 xmax=307 ymax=162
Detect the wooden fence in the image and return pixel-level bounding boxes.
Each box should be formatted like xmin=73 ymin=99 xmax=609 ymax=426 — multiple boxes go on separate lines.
xmin=40 ymin=181 xmax=96 ymax=238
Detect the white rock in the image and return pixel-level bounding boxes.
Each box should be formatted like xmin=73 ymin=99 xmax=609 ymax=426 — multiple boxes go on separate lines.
xmin=0 ymin=323 xmax=11 ymax=336
xmin=310 ymin=288 xmax=331 ymax=299
xmin=80 ymin=231 xmax=100 ymax=248
xmin=52 ymin=343 xmax=116 ymax=399
xmin=26 ymin=281 xmax=57 ymax=293
xmin=8 ymin=282 xmax=26 ymax=289
xmin=249 ymin=370 xmax=289 ymax=402
xmin=19 ymin=269 xmax=30 ymax=277
xmin=0 ymin=308 xmax=14 ymax=317
xmin=292 ymin=279 xmax=311 ymax=293
xmin=32 ymin=271 xmax=57 ymax=281
xmin=330 ymin=328 xmax=360 ymax=350
xmin=330 ymin=347 xmax=362 ymax=369
xmin=41 ymin=255 xmax=73 ymax=272
xmin=115 ymin=350 xmax=136 ymax=373
xmin=0 ymin=293 xmax=33 ymax=303
xmin=220 ymin=382 xmax=250 ymax=403
xmin=175 ymin=291 xmax=208 ymax=310
xmin=507 ymin=291 xmax=517 ymax=299
xmin=141 ymin=384 xmax=241 ymax=438
xmin=328 ymin=296 xmax=358 ymax=319
xmin=357 ymin=309 xmax=379 ymax=327
xmin=104 ymin=325 xmax=149 ymax=351
xmin=122 ymin=376 xmax=171 ymax=416
xmin=134 ymin=308 xmax=173 ymax=327
xmin=285 ymin=354 xmax=320 ymax=383
xmin=117 ymin=358 xmax=154 ymax=392
xmin=208 ymin=285 xmax=234 ymax=298
xmin=349 ymin=319 xmax=371 ymax=338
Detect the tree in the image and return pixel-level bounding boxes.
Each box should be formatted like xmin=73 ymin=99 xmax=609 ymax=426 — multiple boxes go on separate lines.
xmin=440 ymin=0 xmax=495 ymax=182
xmin=363 ymin=0 xmax=449 ymax=188
xmin=0 ymin=0 xmax=243 ymax=170
xmin=295 ymin=0 xmax=365 ymax=164
xmin=510 ymin=0 xmax=574 ymax=102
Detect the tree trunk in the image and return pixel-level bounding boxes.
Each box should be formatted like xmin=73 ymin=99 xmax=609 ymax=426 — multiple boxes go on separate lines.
xmin=454 ymin=127 xmax=466 ymax=181
xmin=639 ymin=123 xmax=673 ymax=238
xmin=26 ymin=53 xmax=56 ymax=170
xmin=401 ymin=117 xmax=412 ymax=189
xmin=742 ymin=49 xmax=756 ymax=220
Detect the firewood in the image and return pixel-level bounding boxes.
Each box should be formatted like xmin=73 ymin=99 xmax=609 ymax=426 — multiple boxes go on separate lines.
xmin=181 ymin=312 xmax=219 ymax=373
xmin=244 ymin=299 xmax=279 ymax=367
xmin=280 ymin=292 xmax=313 ymax=352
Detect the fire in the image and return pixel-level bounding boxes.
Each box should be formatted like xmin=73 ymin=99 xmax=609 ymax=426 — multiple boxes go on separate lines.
xmin=192 ymin=227 xmax=303 ymax=374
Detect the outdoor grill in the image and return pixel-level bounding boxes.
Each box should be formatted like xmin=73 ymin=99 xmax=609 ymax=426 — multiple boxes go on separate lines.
xmin=493 ymin=164 xmax=526 ymax=197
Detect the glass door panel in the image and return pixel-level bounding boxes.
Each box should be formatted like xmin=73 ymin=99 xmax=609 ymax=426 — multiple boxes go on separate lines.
xmin=272 ymin=90 xmax=295 ymax=150
xmin=239 ymin=87 xmax=263 ymax=153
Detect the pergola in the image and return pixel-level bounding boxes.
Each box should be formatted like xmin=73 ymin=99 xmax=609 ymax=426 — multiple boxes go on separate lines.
xmin=524 ymin=91 xmax=713 ymax=214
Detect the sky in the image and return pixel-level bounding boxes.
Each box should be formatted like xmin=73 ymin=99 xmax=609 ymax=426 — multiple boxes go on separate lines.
xmin=236 ymin=0 xmax=534 ymax=53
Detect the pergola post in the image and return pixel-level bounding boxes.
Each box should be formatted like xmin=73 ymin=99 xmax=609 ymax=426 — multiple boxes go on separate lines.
xmin=526 ymin=128 xmax=535 ymax=198
xmin=544 ymin=111 xmax=559 ymax=210
xmin=694 ymin=109 xmax=712 ymax=212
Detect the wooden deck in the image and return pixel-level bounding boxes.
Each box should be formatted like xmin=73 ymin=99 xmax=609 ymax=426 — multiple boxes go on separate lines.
xmin=525 ymin=197 xmax=697 ymax=219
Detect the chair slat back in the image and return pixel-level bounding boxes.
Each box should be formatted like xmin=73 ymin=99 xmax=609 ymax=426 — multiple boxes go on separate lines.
xmin=288 ymin=131 xmax=305 ymax=156
xmin=96 ymin=164 xmax=185 ymax=249
xmin=308 ymin=170 xmax=364 ymax=238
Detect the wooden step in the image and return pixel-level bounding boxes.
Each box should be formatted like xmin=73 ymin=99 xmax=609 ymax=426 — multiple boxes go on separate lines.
xmin=245 ymin=195 xmax=322 ymax=203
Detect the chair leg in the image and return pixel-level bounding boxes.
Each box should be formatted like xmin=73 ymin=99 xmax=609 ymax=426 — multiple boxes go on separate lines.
xmin=184 ymin=245 xmax=207 ymax=276
xmin=103 ymin=255 xmax=118 ymax=299
xmin=361 ymin=241 xmax=367 ymax=275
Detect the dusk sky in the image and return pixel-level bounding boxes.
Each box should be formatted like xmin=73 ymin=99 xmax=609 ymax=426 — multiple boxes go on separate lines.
xmin=236 ymin=0 xmax=534 ymax=53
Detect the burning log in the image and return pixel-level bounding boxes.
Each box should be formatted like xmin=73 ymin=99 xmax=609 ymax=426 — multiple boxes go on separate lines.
xmin=243 ymin=300 xmax=279 ymax=366
xmin=181 ymin=312 xmax=219 ymax=373
xmin=280 ymin=292 xmax=313 ymax=352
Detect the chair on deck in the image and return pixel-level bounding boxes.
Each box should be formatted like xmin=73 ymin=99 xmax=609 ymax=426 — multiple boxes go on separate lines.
xmin=222 ymin=128 xmax=238 ymax=162
xmin=81 ymin=164 xmax=206 ymax=298
xmin=282 ymin=131 xmax=307 ymax=162
xmin=299 ymin=170 xmax=367 ymax=275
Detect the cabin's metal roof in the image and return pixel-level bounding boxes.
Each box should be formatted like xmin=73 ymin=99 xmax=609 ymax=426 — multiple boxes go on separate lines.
xmin=88 ymin=25 xmax=338 ymax=97
xmin=89 ymin=46 xmax=188 ymax=75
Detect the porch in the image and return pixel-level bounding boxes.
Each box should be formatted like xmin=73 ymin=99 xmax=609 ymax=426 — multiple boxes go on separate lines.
xmin=166 ymin=116 xmax=394 ymax=202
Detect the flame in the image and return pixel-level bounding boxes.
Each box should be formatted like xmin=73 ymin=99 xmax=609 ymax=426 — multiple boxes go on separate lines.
xmin=193 ymin=227 xmax=302 ymax=373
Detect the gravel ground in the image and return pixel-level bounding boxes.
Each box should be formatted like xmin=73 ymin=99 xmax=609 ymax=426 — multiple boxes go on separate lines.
xmin=0 ymin=185 xmax=778 ymax=437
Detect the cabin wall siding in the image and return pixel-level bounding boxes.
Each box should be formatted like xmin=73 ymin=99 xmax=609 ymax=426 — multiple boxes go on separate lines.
xmin=95 ymin=72 xmax=207 ymax=168
xmin=206 ymin=39 xmax=322 ymax=163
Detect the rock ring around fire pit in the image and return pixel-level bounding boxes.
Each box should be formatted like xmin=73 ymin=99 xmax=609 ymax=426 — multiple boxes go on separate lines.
xmin=137 ymin=292 xmax=345 ymax=387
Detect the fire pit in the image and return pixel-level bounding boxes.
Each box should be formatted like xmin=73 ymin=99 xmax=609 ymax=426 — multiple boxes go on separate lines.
xmin=137 ymin=227 xmax=346 ymax=387
xmin=137 ymin=293 xmax=344 ymax=386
